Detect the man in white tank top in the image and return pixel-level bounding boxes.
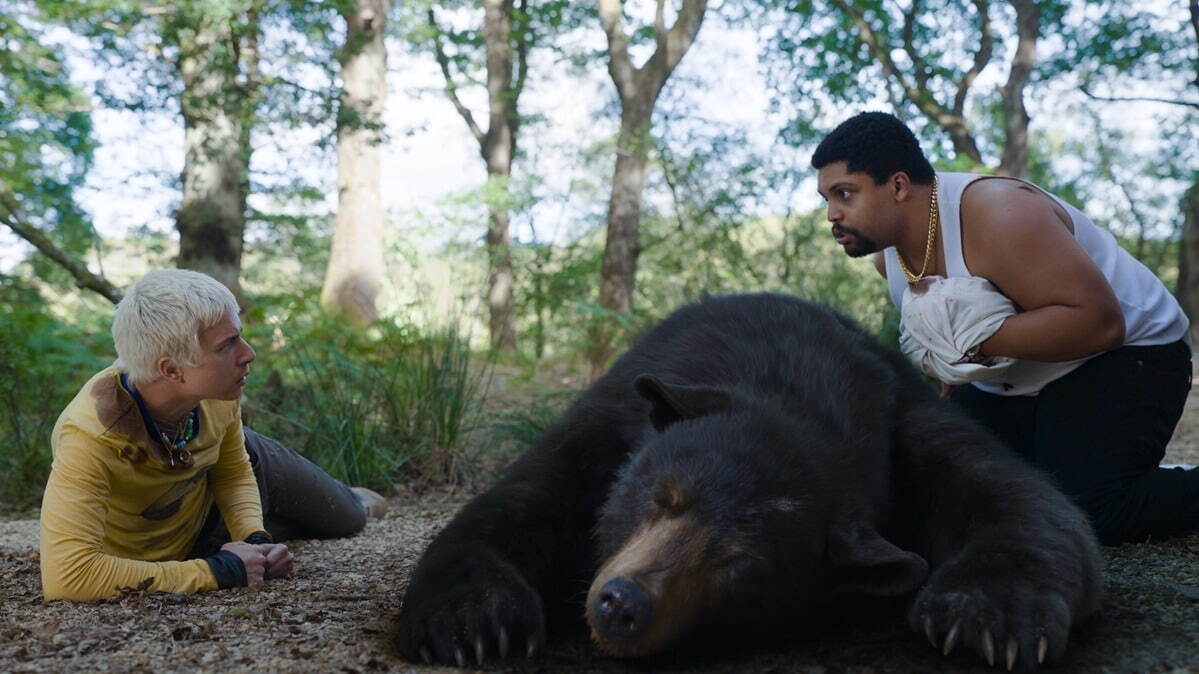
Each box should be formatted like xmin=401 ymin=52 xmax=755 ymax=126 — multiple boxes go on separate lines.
xmin=810 ymin=111 xmax=1195 ymax=545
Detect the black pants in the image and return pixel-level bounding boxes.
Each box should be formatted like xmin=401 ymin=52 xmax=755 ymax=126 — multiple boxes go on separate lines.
xmin=950 ymin=340 xmax=1197 ymax=545
xmin=188 ymin=428 xmax=366 ymax=557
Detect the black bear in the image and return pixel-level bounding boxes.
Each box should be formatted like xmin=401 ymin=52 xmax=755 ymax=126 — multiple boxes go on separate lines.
xmin=395 ymin=293 xmax=1102 ymax=670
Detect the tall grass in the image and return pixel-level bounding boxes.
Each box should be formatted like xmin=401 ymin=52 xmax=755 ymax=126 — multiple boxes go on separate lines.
xmin=243 ymin=320 xmax=489 ymax=491
xmin=486 ymin=389 xmax=577 ymax=460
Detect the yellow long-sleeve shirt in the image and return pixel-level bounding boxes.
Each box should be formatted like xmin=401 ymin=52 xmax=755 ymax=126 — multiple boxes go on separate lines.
xmin=40 ymin=367 xmax=265 ymax=601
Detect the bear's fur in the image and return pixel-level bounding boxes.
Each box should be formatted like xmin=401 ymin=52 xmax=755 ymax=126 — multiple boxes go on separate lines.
xmin=395 ymin=293 xmax=1102 ymax=669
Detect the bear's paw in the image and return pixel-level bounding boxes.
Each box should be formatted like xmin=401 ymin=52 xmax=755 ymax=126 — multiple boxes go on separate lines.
xmin=395 ymin=563 xmax=546 ymax=667
xmin=908 ymin=578 xmax=1072 ymax=671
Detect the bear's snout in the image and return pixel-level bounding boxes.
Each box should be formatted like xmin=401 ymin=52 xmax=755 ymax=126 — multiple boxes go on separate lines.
xmin=591 ymin=577 xmax=653 ymax=640
xmin=587 ymin=515 xmax=719 ymax=657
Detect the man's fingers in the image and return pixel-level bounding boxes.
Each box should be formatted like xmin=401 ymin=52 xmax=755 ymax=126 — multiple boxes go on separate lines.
xmin=221 ymin=541 xmax=270 ymax=586
xmin=269 ymin=550 xmax=295 ymax=578
xmin=253 ymin=544 xmax=295 ymax=579
xmin=245 ymin=554 xmax=267 ymax=586
xmin=265 ymin=544 xmax=291 ymax=564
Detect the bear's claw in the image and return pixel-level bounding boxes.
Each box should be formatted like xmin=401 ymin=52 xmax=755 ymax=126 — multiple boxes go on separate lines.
xmin=909 ymin=579 xmax=1071 ymax=672
xmin=395 ymin=557 xmax=547 ymax=667
xmin=942 ymin=621 xmax=959 ymax=655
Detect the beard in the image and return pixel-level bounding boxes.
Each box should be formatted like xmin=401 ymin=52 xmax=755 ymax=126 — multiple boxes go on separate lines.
xmin=831 ymin=225 xmax=879 ymax=258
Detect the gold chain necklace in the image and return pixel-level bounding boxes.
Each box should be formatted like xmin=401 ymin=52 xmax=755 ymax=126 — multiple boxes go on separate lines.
xmin=896 ymin=177 xmax=939 ymax=284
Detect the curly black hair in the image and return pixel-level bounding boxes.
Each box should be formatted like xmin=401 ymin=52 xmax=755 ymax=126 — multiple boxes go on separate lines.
xmin=810 ymin=112 xmax=935 ymax=185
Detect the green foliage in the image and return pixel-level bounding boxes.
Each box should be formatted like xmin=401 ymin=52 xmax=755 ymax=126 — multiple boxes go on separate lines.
xmin=492 ymin=138 xmax=894 ymax=366
xmin=1048 ymin=1 xmax=1195 ymax=88
xmin=634 ymin=208 xmax=892 ymax=337
xmin=639 ymin=93 xmax=892 ymax=340
xmin=515 ymin=239 xmax=604 ymax=360
xmin=486 ymin=388 xmax=576 ymax=460
xmin=0 ymin=276 xmax=113 ymax=510
xmin=241 ymin=298 xmax=489 ymax=491
xmin=0 ymin=3 xmax=98 ymax=279
xmin=464 ymin=75 xmax=901 ymax=366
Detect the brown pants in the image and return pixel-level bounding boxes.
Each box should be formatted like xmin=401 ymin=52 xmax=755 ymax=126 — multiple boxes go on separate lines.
xmin=188 ymin=428 xmax=366 ymax=557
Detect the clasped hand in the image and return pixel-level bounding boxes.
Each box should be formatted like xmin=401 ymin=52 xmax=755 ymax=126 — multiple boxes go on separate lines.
xmin=220 ymin=541 xmax=295 ymax=586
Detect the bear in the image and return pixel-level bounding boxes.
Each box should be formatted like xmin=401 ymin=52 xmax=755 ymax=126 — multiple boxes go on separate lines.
xmin=395 ymin=292 xmax=1102 ymax=670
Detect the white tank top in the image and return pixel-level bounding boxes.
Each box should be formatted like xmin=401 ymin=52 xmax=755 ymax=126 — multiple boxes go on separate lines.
xmin=885 ymin=171 xmax=1190 ymax=396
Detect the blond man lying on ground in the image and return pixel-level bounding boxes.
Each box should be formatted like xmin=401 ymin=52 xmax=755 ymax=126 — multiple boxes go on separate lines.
xmin=40 ymin=269 xmax=386 ymax=601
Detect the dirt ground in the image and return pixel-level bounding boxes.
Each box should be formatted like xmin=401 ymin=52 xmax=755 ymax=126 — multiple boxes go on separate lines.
xmin=5 ymin=385 xmax=1199 ymax=673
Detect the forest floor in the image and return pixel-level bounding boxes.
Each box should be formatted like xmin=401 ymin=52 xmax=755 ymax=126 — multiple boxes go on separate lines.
xmin=4 ymin=373 xmax=1199 ymax=673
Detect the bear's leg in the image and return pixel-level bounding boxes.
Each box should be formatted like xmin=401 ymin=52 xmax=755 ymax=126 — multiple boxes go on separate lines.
xmin=395 ymin=411 xmax=635 ymax=666
xmin=894 ymin=400 xmax=1103 ymax=671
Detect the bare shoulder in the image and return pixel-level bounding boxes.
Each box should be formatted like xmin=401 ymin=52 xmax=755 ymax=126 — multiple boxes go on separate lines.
xmin=958 ymin=177 xmax=1076 ymax=276
xmin=960 ymin=177 xmax=1072 ymax=238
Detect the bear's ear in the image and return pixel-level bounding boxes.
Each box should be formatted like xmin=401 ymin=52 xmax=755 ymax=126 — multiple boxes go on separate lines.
xmin=633 ymin=374 xmax=733 ymax=432
xmin=827 ymin=522 xmax=929 ymax=599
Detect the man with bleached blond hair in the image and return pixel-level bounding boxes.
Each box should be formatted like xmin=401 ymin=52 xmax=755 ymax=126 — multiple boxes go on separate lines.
xmin=40 ymin=269 xmax=385 ymax=601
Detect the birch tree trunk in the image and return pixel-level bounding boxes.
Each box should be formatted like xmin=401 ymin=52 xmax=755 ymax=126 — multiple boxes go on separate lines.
xmin=321 ymin=0 xmax=391 ymax=325
xmin=590 ymin=0 xmax=707 ymax=376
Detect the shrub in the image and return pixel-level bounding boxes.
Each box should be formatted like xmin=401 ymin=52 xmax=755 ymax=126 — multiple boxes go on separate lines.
xmin=242 ymin=316 xmax=489 ymax=491
xmin=0 ymin=281 xmax=113 ymax=510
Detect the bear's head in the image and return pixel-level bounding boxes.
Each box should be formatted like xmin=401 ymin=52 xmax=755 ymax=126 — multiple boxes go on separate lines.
xmin=585 ymin=374 xmax=928 ymax=658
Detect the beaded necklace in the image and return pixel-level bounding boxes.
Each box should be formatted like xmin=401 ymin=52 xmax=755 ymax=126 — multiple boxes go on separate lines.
xmin=119 ymin=372 xmax=200 ymax=469
xmin=158 ymin=409 xmax=198 ymax=468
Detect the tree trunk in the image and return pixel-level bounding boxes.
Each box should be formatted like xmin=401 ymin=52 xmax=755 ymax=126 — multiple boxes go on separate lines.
xmin=430 ymin=0 xmax=523 ymax=352
xmin=176 ymin=16 xmax=251 ymax=301
xmin=1175 ymin=3 xmax=1199 ymax=346
xmin=485 ymin=194 xmax=517 ymax=350
xmin=998 ymin=0 xmax=1038 ymax=178
xmin=590 ymin=0 xmax=707 ymax=376
xmin=482 ymin=0 xmax=518 ymax=351
xmin=599 ymin=121 xmax=652 ymax=318
xmin=1178 ymin=177 xmax=1199 ymax=347
xmin=321 ymin=0 xmax=390 ymax=326
xmin=591 ymin=114 xmax=652 ymax=373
